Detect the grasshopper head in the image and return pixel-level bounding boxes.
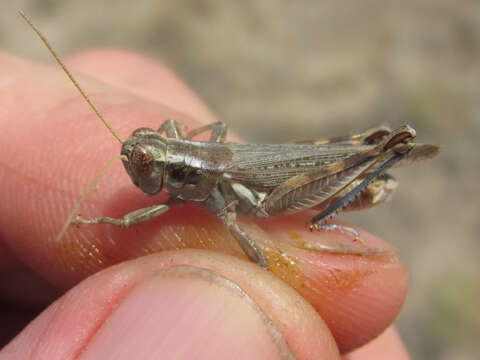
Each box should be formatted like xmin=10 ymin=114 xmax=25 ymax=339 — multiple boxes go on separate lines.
xmin=121 ymin=128 xmax=167 ymax=195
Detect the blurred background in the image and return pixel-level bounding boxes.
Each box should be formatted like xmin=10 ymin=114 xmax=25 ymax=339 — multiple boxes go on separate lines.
xmin=1 ymin=0 xmax=479 ymax=358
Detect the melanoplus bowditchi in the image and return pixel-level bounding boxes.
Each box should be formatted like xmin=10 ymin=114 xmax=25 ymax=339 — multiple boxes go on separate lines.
xmin=21 ymin=12 xmax=439 ymax=269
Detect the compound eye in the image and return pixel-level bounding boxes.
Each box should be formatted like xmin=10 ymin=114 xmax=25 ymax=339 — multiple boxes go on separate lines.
xmin=131 ymin=144 xmax=154 ymax=178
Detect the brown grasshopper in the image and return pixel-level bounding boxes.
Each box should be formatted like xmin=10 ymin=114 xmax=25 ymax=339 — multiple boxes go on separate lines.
xmin=21 ymin=12 xmax=439 ymax=269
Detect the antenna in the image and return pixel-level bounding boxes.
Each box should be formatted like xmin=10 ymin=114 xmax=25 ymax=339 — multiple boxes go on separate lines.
xmin=19 ymin=10 xmax=124 ymax=143
xmin=55 ymin=155 xmax=123 ymax=242
xmin=19 ymin=11 xmax=126 ymax=242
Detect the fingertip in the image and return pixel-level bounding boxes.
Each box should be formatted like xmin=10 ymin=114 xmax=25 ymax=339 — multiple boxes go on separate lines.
xmin=342 ymin=327 xmax=410 ymax=360
xmin=247 ymin=215 xmax=408 ymax=352
xmin=82 ymin=266 xmax=294 ymax=359
xmin=1 ymin=252 xmax=340 ymax=360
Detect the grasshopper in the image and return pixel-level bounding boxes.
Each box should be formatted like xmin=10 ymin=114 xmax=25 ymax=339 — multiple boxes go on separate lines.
xmin=21 ymin=12 xmax=439 ymax=269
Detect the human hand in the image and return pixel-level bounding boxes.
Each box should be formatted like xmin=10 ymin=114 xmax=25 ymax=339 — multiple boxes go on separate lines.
xmin=0 ymin=50 xmax=410 ymax=359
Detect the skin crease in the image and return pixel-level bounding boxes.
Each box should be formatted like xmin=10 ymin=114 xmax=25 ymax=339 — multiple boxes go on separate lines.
xmin=0 ymin=49 xmax=410 ymax=359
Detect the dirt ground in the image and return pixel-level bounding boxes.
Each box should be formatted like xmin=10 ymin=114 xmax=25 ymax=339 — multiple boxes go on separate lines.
xmin=1 ymin=1 xmax=479 ymax=358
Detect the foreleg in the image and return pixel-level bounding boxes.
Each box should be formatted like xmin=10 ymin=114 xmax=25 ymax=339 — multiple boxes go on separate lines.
xmin=73 ymin=202 xmax=170 ymax=227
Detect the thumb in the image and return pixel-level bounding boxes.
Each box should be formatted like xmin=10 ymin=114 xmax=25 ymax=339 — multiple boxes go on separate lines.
xmin=80 ymin=266 xmax=292 ymax=359
xmin=1 ymin=251 xmax=340 ymax=360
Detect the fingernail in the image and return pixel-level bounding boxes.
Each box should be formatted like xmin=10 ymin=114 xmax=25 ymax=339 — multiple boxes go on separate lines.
xmin=80 ymin=266 xmax=294 ymax=360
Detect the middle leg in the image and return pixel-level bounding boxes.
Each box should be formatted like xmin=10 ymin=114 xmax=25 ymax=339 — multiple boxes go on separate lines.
xmin=186 ymin=121 xmax=228 ymax=143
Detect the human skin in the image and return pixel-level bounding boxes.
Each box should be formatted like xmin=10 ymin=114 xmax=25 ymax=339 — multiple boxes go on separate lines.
xmin=0 ymin=49 xmax=410 ymax=359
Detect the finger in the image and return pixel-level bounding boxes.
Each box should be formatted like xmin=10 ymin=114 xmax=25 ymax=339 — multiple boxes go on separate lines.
xmin=255 ymin=215 xmax=408 ymax=353
xmin=66 ymin=49 xmax=217 ymax=126
xmin=1 ymin=251 xmax=340 ymax=360
xmin=0 ymin=51 xmax=407 ymax=353
xmin=342 ymin=327 xmax=410 ymax=360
